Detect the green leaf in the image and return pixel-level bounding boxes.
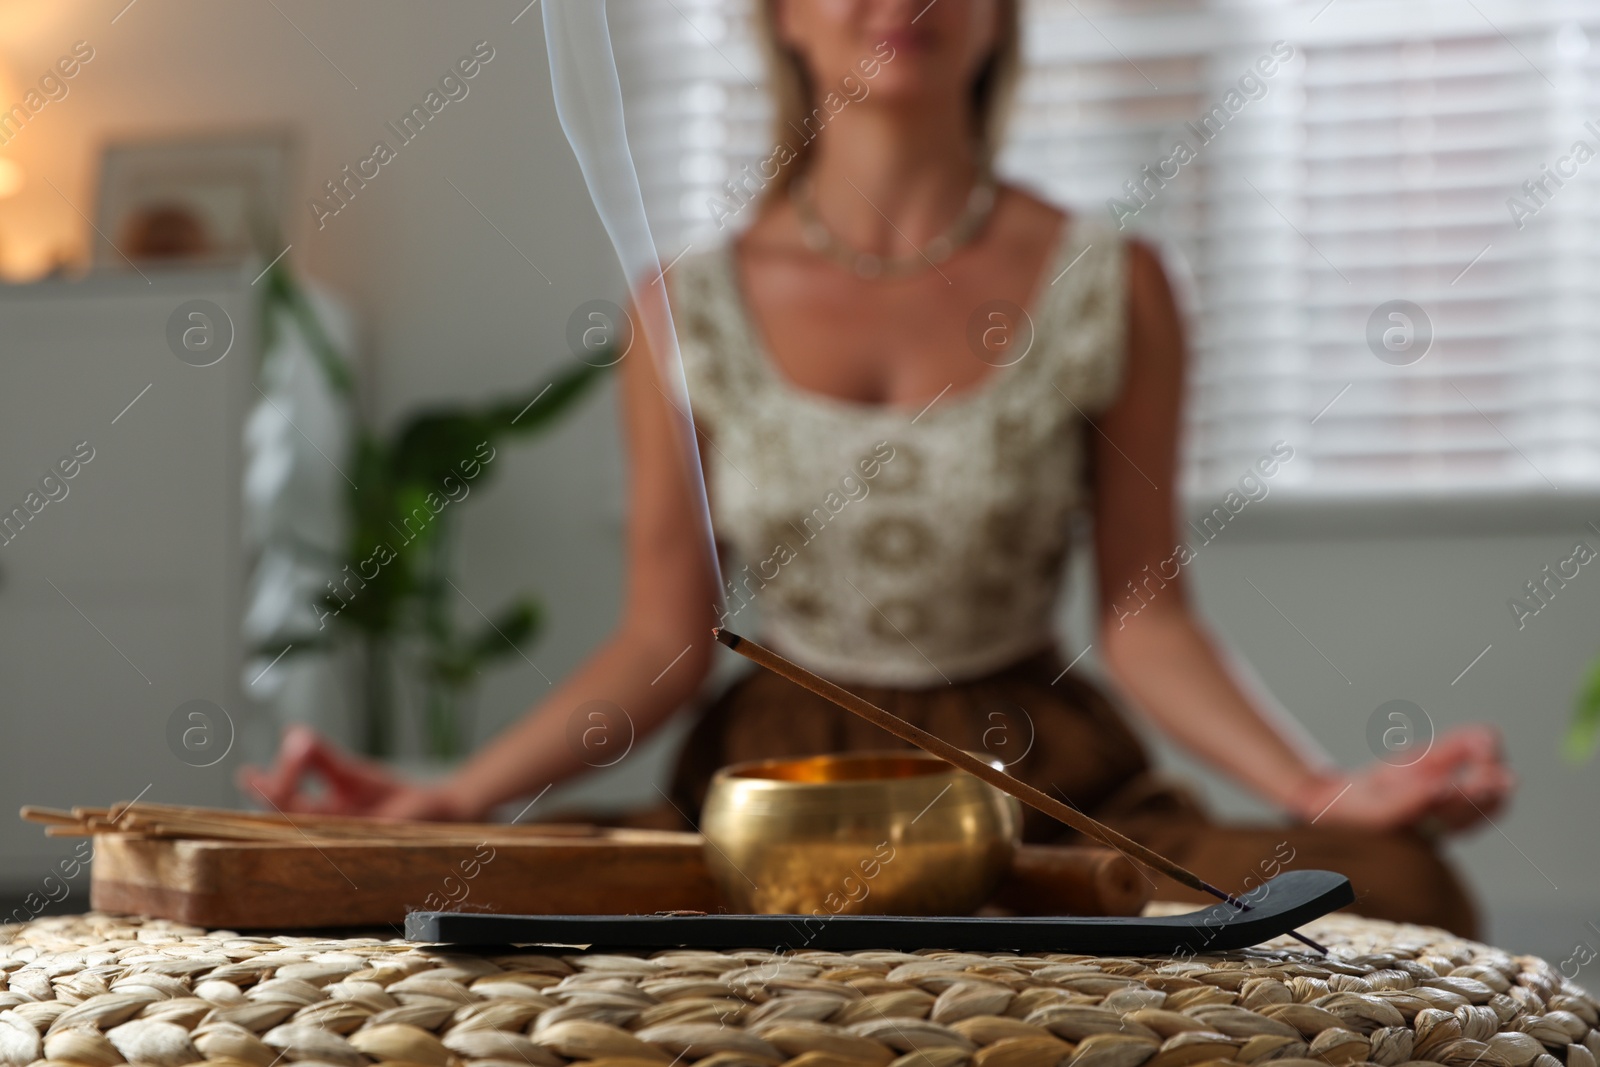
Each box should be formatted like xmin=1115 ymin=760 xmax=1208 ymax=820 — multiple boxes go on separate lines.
xmin=468 ymin=598 xmax=543 ymax=666
xmin=487 ymin=360 xmax=609 ymax=438
xmin=390 ymin=361 xmax=608 ymax=488
xmin=413 ymin=599 xmax=543 ymax=690
xmin=390 ymin=413 xmax=495 ymax=487
xmin=1564 ymin=654 xmax=1600 ymax=763
xmin=390 ymin=485 xmax=443 ymax=548
xmin=261 ymin=259 xmax=355 ymax=396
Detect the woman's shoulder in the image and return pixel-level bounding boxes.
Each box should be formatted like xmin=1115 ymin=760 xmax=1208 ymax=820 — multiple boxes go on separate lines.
xmin=662 ymin=238 xmax=741 ymax=327
xmin=998 ymin=186 xmax=1133 ymax=410
xmin=661 ymin=240 xmax=765 ymax=417
xmin=997 ymin=182 xmax=1069 ymax=234
xmin=994 ymin=183 xmax=1132 ymax=284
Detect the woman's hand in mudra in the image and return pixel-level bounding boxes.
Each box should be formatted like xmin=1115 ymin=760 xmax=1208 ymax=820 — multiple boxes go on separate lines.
xmin=237 ymin=725 xmax=472 ymax=822
xmin=1293 ymin=725 xmax=1514 ymax=833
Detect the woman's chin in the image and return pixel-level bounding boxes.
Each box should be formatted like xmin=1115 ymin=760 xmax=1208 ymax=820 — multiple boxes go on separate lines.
xmin=846 ymin=76 xmax=971 ymax=115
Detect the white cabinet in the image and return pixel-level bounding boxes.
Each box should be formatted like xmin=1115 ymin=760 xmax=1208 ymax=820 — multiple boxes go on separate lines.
xmin=0 ymin=266 xmax=261 ymax=889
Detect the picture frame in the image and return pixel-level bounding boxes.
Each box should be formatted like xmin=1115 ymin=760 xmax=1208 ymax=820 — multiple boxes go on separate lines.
xmin=91 ymin=128 xmax=294 ymax=268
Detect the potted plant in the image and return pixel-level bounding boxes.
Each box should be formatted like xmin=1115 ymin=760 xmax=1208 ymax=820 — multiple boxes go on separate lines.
xmin=254 ymin=260 xmax=608 ymax=758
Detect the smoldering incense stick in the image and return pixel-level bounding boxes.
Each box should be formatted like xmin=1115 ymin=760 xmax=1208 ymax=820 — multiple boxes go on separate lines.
xmin=713 ymin=629 xmax=1329 ymax=954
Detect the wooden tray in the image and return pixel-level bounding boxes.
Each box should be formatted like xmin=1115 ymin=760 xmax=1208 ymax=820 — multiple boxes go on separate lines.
xmin=90 ymin=828 xmax=719 ymax=929
xmin=89 ymin=834 xmax=1148 ymax=929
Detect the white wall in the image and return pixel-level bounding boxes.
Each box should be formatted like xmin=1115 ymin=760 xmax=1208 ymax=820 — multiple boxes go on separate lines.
xmin=0 ymin=1 xmax=1596 ymax=966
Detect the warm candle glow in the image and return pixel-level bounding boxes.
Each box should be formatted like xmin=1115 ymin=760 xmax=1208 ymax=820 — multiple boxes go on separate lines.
xmin=0 ymin=157 xmax=23 ymax=199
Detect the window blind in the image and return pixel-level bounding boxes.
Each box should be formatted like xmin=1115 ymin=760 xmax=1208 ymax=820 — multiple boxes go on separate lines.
xmin=608 ymin=0 xmax=1600 ymax=499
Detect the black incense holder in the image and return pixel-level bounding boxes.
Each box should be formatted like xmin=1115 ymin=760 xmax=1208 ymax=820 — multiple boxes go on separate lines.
xmin=407 ymin=869 xmax=1353 ymax=954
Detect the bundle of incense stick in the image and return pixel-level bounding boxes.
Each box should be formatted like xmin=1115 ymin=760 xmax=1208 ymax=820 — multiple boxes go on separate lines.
xmin=20 ymin=802 xmax=603 ymax=843
xmin=713 ymin=629 xmax=1328 ymax=955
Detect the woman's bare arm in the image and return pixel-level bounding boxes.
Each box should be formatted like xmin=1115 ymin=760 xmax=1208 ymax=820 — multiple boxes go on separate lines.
xmin=1091 ymin=241 xmax=1334 ymax=813
xmin=1090 ymin=242 xmax=1511 ymax=829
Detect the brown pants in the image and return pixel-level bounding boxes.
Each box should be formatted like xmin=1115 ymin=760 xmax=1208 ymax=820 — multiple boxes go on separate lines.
xmin=668 ymin=649 xmax=1479 ymax=937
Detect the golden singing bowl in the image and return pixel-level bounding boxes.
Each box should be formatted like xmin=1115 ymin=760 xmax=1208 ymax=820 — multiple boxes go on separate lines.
xmin=700 ymin=750 xmax=1022 ymax=916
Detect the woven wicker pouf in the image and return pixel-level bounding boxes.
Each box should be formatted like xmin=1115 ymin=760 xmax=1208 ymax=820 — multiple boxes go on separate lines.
xmin=0 ymin=913 xmax=1596 ymax=1067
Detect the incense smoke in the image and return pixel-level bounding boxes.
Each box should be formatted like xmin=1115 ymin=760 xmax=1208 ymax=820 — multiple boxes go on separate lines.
xmin=542 ymin=1 xmax=725 ymax=605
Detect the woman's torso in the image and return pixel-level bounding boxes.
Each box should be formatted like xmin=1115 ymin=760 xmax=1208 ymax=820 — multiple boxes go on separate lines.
xmin=673 ymin=199 xmax=1127 ymax=687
